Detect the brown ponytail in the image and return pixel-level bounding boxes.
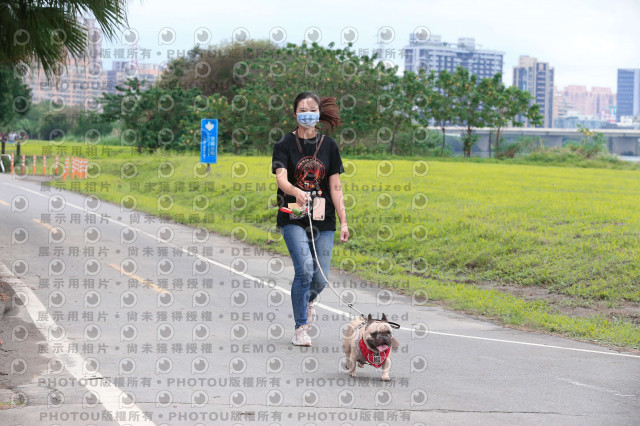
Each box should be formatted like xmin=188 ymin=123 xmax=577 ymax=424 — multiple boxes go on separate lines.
xmin=318 ymin=96 xmax=342 ymax=134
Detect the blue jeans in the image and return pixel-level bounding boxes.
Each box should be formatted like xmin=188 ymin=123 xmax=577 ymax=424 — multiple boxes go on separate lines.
xmin=280 ymin=224 xmax=335 ymax=328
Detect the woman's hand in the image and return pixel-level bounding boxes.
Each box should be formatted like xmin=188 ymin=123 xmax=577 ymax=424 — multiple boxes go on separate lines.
xmin=294 ymin=188 xmax=311 ymax=210
xmin=340 ymin=224 xmax=349 ymax=243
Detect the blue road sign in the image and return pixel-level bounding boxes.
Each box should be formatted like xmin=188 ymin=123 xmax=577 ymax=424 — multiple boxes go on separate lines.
xmin=200 ymin=119 xmax=218 ymax=164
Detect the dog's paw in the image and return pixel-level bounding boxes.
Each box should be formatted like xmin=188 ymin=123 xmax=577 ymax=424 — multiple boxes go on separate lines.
xmin=357 ymin=362 xmax=364 ymax=368
xmin=381 ymin=375 xmax=390 ymax=381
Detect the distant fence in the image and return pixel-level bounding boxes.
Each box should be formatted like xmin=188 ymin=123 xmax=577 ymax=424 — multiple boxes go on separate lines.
xmin=0 ymin=154 xmax=88 ymax=180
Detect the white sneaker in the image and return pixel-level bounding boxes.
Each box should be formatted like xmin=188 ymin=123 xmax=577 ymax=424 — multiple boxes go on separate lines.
xmin=292 ymin=324 xmax=311 ymax=346
xmin=306 ymin=302 xmax=317 ymax=326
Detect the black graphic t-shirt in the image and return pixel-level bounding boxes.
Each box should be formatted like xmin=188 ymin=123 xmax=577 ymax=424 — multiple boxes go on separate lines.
xmin=271 ymin=131 xmax=345 ymax=232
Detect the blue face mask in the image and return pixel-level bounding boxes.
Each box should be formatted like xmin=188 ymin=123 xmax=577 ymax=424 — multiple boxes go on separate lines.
xmin=296 ymin=112 xmax=319 ymax=129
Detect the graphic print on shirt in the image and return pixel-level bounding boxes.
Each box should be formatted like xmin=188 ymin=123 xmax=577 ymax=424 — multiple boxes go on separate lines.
xmin=294 ymin=156 xmax=326 ymax=191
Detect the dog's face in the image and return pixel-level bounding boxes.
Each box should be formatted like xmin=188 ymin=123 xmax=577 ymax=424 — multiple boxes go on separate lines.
xmin=362 ymin=313 xmax=398 ymax=353
xmin=343 ymin=313 xmax=400 ymax=380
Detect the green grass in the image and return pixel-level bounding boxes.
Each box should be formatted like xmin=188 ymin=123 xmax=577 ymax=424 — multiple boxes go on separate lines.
xmin=8 ymin=140 xmax=640 ymax=349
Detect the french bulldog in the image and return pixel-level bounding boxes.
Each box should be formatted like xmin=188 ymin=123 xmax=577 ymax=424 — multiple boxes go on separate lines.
xmin=342 ymin=313 xmax=400 ymax=381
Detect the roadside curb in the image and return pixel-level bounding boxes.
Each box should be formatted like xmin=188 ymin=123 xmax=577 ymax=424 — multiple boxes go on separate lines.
xmin=0 ymin=262 xmax=19 ymax=322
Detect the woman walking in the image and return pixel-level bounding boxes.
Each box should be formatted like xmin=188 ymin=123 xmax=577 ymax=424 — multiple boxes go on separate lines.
xmin=271 ymin=91 xmax=349 ymax=346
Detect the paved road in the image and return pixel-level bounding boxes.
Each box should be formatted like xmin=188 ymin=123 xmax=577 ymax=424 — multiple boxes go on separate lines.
xmin=0 ymin=173 xmax=638 ymax=426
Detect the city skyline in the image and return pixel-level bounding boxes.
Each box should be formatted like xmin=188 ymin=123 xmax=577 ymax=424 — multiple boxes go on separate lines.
xmin=96 ymin=0 xmax=639 ymax=92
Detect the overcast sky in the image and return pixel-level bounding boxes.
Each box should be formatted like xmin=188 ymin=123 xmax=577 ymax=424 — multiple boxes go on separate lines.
xmin=101 ymin=0 xmax=640 ymax=92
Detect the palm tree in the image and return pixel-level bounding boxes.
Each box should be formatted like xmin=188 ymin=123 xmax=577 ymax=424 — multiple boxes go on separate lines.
xmin=0 ymin=0 xmax=133 ymax=80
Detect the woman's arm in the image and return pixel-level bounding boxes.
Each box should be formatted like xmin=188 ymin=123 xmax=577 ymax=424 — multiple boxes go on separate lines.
xmin=329 ymin=172 xmax=349 ymax=242
xmin=275 ymin=167 xmax=311 ymax=207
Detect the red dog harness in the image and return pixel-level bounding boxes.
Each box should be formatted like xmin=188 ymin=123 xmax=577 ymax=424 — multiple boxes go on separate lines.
xmin=358 ymin=338 xmax=391 ymax=368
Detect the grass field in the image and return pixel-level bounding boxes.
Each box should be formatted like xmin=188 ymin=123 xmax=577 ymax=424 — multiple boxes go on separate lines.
xmin=7 ymin=140 xmax=640 ymax=349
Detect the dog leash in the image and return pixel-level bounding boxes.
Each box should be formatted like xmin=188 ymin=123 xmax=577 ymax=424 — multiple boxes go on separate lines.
xmin=276 ymin=131 xmax=399 ymax=327
xmin=278 ymin=196 xmax=401 ymax=327
xmin=274 ymin=202 xmax=402 ymax=327
xmin=304 ymin=207 xmax=367 ymax=317
xmin=305 ymin=208 xmax=400 ymax=329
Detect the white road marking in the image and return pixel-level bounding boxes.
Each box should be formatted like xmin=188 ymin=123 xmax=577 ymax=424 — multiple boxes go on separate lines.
xmin=556 ymin=377 xmax=637 ymax=398
xmin=4 ymin=181 xmax=640 ymax=360
xmin=423 ymin=330 xmax=640 ymax=358
xmin=0 ymin=262 xmax=156 ymax=426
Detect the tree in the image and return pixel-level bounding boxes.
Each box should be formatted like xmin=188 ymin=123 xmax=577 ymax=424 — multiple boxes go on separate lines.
xmin=4 ymin=98 xmax=47 ymax=137
xmin=72 ymin=110 xmax=114 ymax=138
xmin=180 ymin=92 xmax=231 ymax=153
xmin=159 ymin=40 xmax=279 ymax=101
xmin=0 ymin=0 xmax=133 ymax=80
xmin=495 ymin=87 xmax=536 ymax=156
xmin=481 ymin=74 xmax=503 ymax=157
xmin=369 ymin=63 xmax=428 ymax=155
xmin=39 ymin=104 xmax=85 ymax=140
xmin=479 ymin=73 xmax=543 ymax=158
xmin=0 ymin=64 xmax=31 ymax=126
xmin=399 ymin=68 xmax=440 ymax=155
xmin=99 ymin=77 xmax=201 ymax=153
xmin=219 ymin=40 xmax=388 ymax=154
xmin=492 ymin=87 xmax=542 ymax=157
xmin=430 ymin=69 xmax=455 ymax=156
xmin=450 ymin=67 xmax=483 ymax=157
